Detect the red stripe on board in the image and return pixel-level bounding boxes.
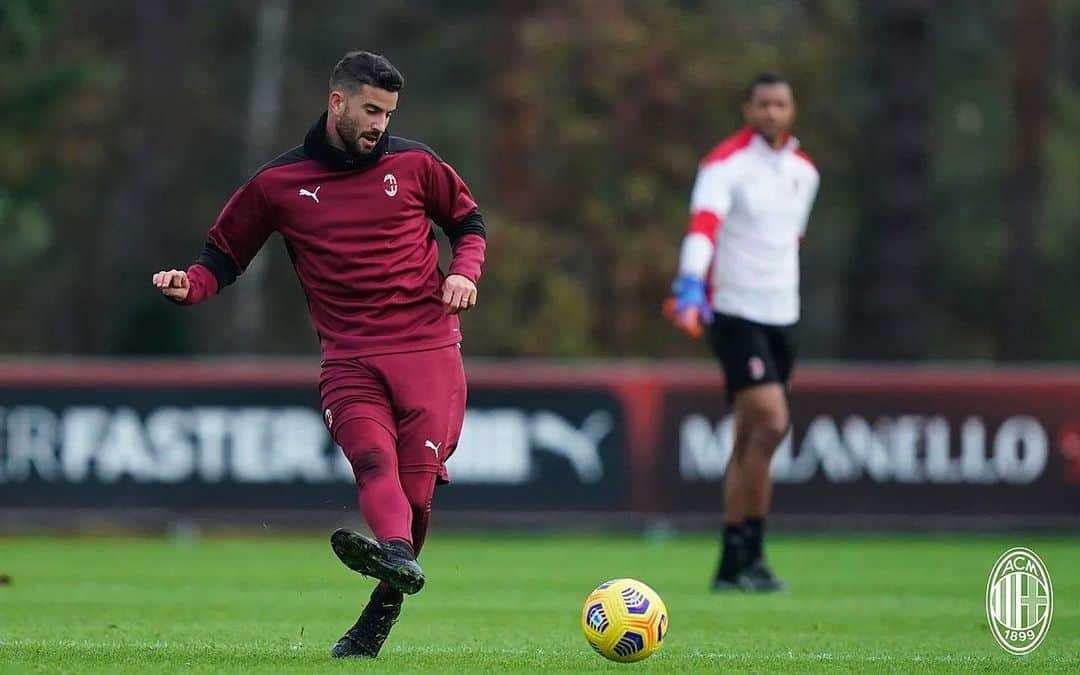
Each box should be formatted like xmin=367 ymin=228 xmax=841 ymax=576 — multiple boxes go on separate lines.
xmin=1 ymin=359 xmax=1080 ymax=395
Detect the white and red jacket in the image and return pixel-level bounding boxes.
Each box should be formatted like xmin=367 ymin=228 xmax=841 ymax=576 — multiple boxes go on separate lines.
xmin=678 ymin=127 xmax=818 ymax=326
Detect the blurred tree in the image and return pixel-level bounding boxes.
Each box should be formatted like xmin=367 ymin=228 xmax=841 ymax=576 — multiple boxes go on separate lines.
xmin=0 ymin=0 xmax=112 ymax=350
xmin=231 ymin=0 xmax=292 ymax=350
xmin=1037 ymin=1 xmax=1080 ymax=357
xmin=1 ymin=0 xmax=1077 ymax=361
xmin=479 ymin=0 xmax=858 ymax=357
xmin=923 ymin=2 xmax=1012 ymax=360
xmin=844 ymin=0 xmax=935 ymax=359
xmin=999 ymin=0 xmax=1052 ymax=360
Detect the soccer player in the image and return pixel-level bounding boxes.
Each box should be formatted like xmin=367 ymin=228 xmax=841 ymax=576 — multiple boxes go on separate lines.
xmin=152 ymin=51 xmax=486 ymax=656
xmin=666 ymin=73 xmax=818 ymax=592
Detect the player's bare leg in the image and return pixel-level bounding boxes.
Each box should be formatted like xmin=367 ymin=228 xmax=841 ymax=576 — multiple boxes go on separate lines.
xmin=733 ymin=383 xmax=789 ymax=592
xmin=713 ymin=414 xmax=752 ymax=590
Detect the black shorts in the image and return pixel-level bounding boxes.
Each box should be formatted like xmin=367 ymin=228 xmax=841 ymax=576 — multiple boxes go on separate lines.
xmin=708 ymin=312 xmax=797 ymax=402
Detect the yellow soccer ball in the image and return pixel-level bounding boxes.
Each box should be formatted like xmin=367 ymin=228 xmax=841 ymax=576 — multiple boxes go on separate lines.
xmin=581 ymin=578 xmax=668 ymax=662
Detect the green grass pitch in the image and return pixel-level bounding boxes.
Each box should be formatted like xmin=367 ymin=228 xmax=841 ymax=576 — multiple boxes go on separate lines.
xmin=1 ymin=533 xmax=1076 ymax=673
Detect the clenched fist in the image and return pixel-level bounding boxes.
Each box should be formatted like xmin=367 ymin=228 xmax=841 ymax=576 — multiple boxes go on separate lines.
xmin=442 ymin=274 xmax=477 ymax=315
xmin=152 ymin=269 xmax=190 ymax=302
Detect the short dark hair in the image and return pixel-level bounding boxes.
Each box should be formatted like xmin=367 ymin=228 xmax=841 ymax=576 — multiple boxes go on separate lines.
xmin=330 ymin=50 xmax=404 ymax=93
xmin=743 ymin=72 xmax=790 ymax=101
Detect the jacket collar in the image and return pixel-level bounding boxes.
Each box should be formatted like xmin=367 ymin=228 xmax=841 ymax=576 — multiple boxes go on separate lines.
xmin=303 ymin=111 xmax=389 ymax=171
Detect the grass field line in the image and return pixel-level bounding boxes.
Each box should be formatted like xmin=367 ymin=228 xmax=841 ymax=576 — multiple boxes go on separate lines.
xmin=0 ymin=639 xmax=1033 ymax=664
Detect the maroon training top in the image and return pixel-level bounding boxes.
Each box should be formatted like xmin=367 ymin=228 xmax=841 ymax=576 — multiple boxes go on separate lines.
xmin=180 ymin=112 xmax=487 ymax=360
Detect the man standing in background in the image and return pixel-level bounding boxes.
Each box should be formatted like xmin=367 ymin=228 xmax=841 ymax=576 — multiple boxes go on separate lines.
xmin=666 ymin=73 xmax=818 ymax=592
xmin=153 ymin=50 xmax=487 ymax=656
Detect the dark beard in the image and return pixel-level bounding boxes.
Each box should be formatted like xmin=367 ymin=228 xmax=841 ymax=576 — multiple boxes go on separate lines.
xmin=335 ymin=116 xmax=367 ymax=155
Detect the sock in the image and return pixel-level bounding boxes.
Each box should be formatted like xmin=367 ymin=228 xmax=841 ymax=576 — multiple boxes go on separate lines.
xmin=410 ymin=509 xmax=431 ymax=557
xmin=337 ymin=419 xmax=413 ymax=547
xmin=372 ymin=581 xmax=404 ymax=607
xmin=400 ymin=471 xmax=437 ymax=556
xmin=743 ymin=517 xmax=764 ymax=563
xmin=717 ymin=523 xmax=745 ymax=580
xmin=380 ymin=538 xmax=416 ymax=560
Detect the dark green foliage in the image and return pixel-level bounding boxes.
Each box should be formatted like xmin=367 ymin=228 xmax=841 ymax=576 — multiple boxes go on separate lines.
xmin=2 ymin=1 xmax=1077 ymax=359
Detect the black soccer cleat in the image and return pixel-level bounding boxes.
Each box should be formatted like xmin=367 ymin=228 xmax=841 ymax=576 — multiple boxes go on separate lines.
xmin=711 ymin=574 xmax=744 ymax=593
xmin=738 ymin=558 xmax=785 ymax=592
xmin=711 ymin=577 xmax=744 ymax=592
xmin=330 ymin=584 xmax=404 ymax=659
xmin=330 ymin=529 xmax=425 ymax=595
xmin=712 ymin=529 xmax=747 ymax=593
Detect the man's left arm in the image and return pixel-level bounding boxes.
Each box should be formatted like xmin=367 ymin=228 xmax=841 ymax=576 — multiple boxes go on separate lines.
xmin=425 ymin=158 xmax=487 ymax=314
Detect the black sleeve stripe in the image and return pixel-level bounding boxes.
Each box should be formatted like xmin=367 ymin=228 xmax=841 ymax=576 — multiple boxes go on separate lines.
xmin=195 ymin=241 xmax=239 ymax=290
xmin=443 ymin=209 xmax=487 ymax=246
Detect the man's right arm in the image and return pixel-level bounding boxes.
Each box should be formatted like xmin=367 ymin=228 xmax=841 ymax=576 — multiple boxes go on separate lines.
xmin=153 ymin=179 xmax=275 ymax=305
xmin=666 ymin=160 xmax=735 ymax=337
